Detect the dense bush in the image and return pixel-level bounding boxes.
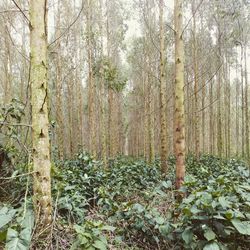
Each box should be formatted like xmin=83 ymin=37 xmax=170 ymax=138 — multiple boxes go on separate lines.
xmin=1 ymin=153 xmax=249 ymax=249
xmin=53 ymin=153 xmax=250 ymax=249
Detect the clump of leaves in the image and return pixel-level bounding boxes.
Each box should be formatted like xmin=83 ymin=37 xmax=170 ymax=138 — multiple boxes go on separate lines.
xmin=71 ymin=220 xmax=115 ymax=250
xmin=0 ymin=201 xmax=34 ymax=250
xmin=172 ymin=155 xmax=250 ymax=249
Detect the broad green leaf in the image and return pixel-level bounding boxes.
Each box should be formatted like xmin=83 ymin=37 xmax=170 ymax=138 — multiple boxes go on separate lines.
xmin=133 ymin=204 xmax=144 ymax=213
xmin=231 ymin=219 xmax=250 ymax=235
xmin=92 ymin=240 xmax=107 ymax=250
xmin=190 ymin=206 xmax=201 ymax=214
xmin=204 ymin=228 xmax=216 ymax=241
xmin=162 ymin=180 xmax=172 ymax=189
xmin=0 ymin=208 xmax=16 ymax=229
xmin=6 ymin=228 xmax=28 ymax=250
xmin=79 ymin=236 xmax=88 ymax=245
xmin=20 ymin=210 xmax=34 ymax=231
xmin=203 ymin=242 xmax=220 ymax=250
xmin=155 ymin=217 xmax=165 ymax=225
xmin=19 ymin=228 xmax=32 ymax=246
xmin=218 ymin=197 xmax=230 ymax=209
xmin=182 ymin=228 xmax=193 ymax=244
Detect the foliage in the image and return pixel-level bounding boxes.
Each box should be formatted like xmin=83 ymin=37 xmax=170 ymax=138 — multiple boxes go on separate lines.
xmin=71 ymin=220 xmax=115 ymax=250
xmin=93 ymin=57 xmax=127 ymax=92
xmin=1 ymin=153 xmax=250 ymax=249
xmin=172 ymin=155 xmax=250 ymax=249
xmin=52 ymin=153 xmax=250 ymax=249
xmin=0 ymin=202 xmax=34 ymax=250
xmin=0 ymin=99 xmax=25 ymax=140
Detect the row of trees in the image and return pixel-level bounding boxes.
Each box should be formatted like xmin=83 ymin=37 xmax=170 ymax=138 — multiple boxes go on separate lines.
xmin=0 ymin=0 xmax=249 ymax=232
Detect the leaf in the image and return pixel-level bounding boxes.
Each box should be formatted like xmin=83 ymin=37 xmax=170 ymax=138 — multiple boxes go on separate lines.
xmin=133 ymin=203 xmax=144 ymax=213
xmin=19 ymin=228 xmax=32 ymax=245
xmin=79 ymin=236 xmax=88 ymax=245
xmin=155 ymin=217 xmax=165 ymax=225
xmin=20 ymin=210 xmax=34 ymax=231
xmin=218 ymin=197 xmax=230 ymax=209
xmin=162 ymin=180 xmax=172 ymax=189
xmin=92 ymin=240 xmax=107 ymax=250
xmin=6 ymin=228 xmax=28 ymax=250
xmin=190 ymin=206 xmax=201 ymax=214
xmin=182 ymin=228 xmax=193 ymax=244
xmin=0 ymin=230 xmax=7 ymax=241
xmin=0 ymin=207 xmax=16 ymax=229
xmin=213 ymin=214 xmax=226 ymax=220
xmin=101 ymin=225 xmax=116 ymax=232
xmin=231 ymin=219 xmax=250 ymax=235
xmin=204 ymin=228 xmax=216 ymax=241
xmin=203 ymin=242 xmax=220 ymax=250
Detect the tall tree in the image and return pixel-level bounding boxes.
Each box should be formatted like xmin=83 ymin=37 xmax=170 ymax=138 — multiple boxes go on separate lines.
xmin=30 ymin=0 xmax=52 ymax=229
xmin=159 ymin=0 xmax=168 ymax=173
xmin=174 ymin=0 xmax=185 ymax=189
xmin=87 ymin=0 xmax=97 ymax=159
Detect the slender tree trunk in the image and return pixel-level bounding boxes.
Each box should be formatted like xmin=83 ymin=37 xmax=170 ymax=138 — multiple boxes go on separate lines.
xmin=30 ymin=0 xmax=52 ymax=229
xmin=236 ymin=57 xmax=239 ymax=156
xmin=217 ymin=29 xmax=223 ymax=157
xmin=244 ymin=46 xmax=249 ymax=160
xmin=227 ymin=62 xmax=231 ymax=156
xmin=99 ymin=0 xmax=107 ymax=167
xmin=87 ymin=0 xmax=97 ymax=159
xmin=209 ymin=76 xmax=214 ymax=154
xmin=201 ymin=69 xmax=206 ymax=152
xmin=240 ymin=45 xmax=245 ymax=157
xmin=159 ymin=0 xmax=168 ymax=173
xmin=174 ymin=0 xmax=185 ymax=189
xmin=192 ymin=1 xmax=199 ymax=158
xmin=143 ymin=67 xmax=149 ymax=161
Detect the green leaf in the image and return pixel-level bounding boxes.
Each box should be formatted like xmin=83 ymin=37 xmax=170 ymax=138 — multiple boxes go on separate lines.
xmin=225 ymin=210 xmax=233 ymax=220
xmin=101 ymin=225 xmax=116 ymax=232
xmin=20 ymin=210 xmax=34 ymax=231
xmin=133 ymin=203 xmax=144 ymax=213
xmin=0 ymin=230 xmax=7 ymax=241
xmin=79 ymin=236 xmax=89 ymax=245
xmin=162 ymin=180 xmax=172 ymax=189
xmin=19 ymin=228 xmax=32 ymax=245
xmin=155 ymin=217 xmax=165 ymax=225
xmin=231 ymin=219 xmax=250 ymax=235
xmin=218 ymin=197 xmax=230 ymax=209
xmin=203 ymin=242 xmax=220 ymax=250
xmin=182 ymin=228 xmax=193 ymax=244
xmin=6 ymin=228 xmax=28 ymax=250
xmin=92 ymin=240 xmax=107 ymax=250
xmin=0 ymin=207 xmax=16 ymax=229
xmin=204 ymin=228 xmax=216 ymax=241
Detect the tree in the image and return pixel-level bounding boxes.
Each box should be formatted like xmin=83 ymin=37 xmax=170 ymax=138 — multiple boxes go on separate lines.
xmin=159 ymin=0 xmax=168 ymax=174
xmin=86 ymin=0 xmax=97 ymax=159
xmin=30 ymin=0 xmax=52 ymax=229
xmin=174 ymin=0 xmax=185 ymax=189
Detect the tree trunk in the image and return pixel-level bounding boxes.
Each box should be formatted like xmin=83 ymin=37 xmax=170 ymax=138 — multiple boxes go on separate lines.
xmin=87 ymin=0 xmax=97 ymax=159
xmin=192 ymin=0 xmax=199 ymax=158
xmin=159 ymin=0 xmax=168 ymax=174
xmin=174 ymin=0 xmax=185 ymax=189
xmin=244 ymin=46 xmax=249 ymax=161
xmin=30 ymin=0 xmax=52 ymax=229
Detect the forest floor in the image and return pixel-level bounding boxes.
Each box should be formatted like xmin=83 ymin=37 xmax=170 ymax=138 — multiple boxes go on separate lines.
xmin=0 ymin=154 xmax=250 ymax=249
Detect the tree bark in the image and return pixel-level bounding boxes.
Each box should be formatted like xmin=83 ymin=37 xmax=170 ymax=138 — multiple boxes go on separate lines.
xmin=30 ymin=0 xmax=52 ymax=229
xmin=174 ymin=0 xmax=185 ymax=189
xmin=159 ymin=0 xmax=168 ymax=173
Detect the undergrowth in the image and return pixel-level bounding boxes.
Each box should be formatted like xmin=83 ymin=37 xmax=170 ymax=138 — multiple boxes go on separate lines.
xmin=0 ymin=153 xmax=250 ymax=249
